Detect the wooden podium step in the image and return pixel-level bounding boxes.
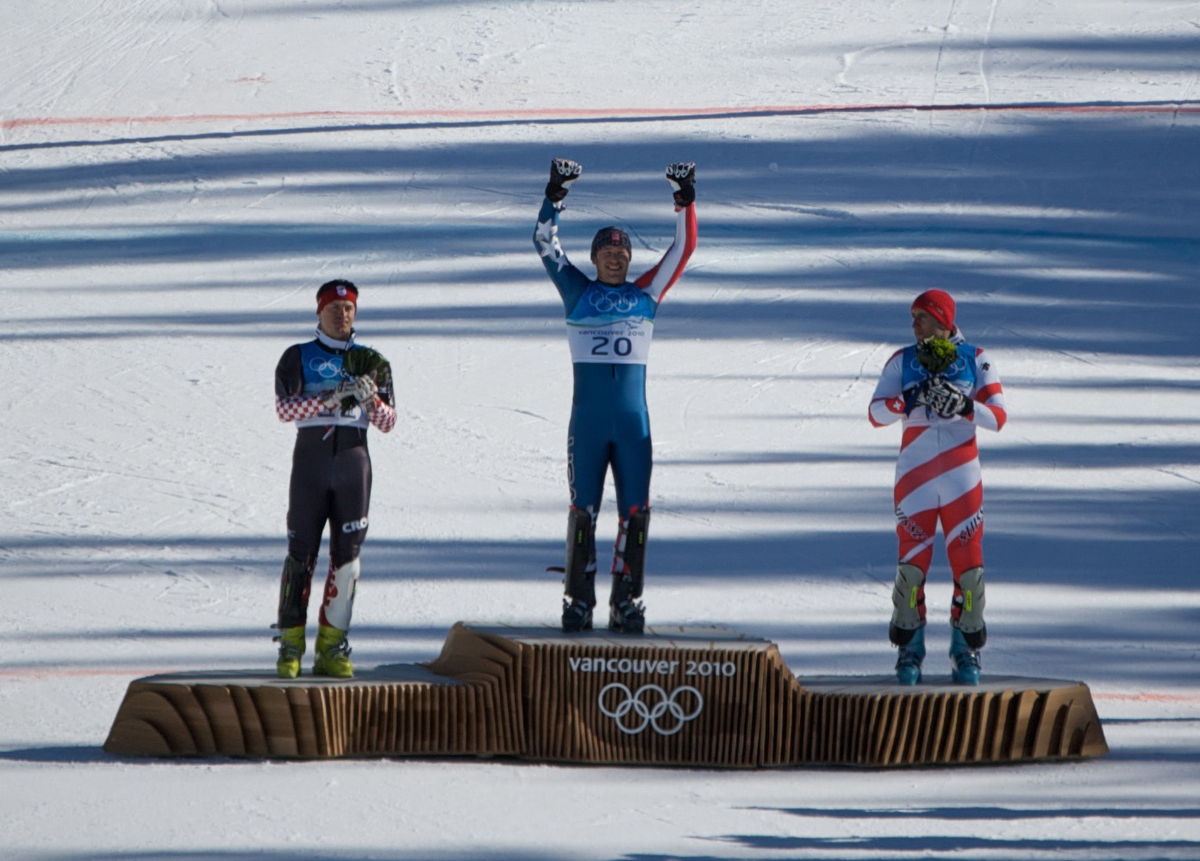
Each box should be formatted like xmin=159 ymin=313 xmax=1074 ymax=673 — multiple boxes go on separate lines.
xmin=104 ymin=622 xmax=1108 ymax=767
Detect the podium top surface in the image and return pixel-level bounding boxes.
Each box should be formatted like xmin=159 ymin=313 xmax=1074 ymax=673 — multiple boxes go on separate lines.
xmin=799 ymin=674 xmax=1093 ymax=695
xmin=459 ymin=622 xmax=776 ymax=650
xmin=124 ymin=663 xmax=464 ymax=688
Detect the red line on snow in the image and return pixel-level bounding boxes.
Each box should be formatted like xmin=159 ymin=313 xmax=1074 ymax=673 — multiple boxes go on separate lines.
xmin=1093 ymin=692 xmax=1200 ymax=703
xmin=3 ymin=102 xmax=1198 ymax=132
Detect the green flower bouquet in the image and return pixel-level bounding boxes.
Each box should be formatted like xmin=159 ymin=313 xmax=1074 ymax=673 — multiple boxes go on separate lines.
xmin=339 ymin=346 xmax=388 ymax=410
xmin=916 ymin=337 xmax=957 ymax=375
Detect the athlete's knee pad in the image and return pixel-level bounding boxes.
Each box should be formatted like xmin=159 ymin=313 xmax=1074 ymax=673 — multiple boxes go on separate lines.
xmin=277 ymin=554 xmax=315 ymax=629
xmin=889 ymin=563 xmax=926 ymax=644
xmin=564 ymin=507 xmax=597 ymax=605
xmin=319 ymin=558 xmax=361 ymax=631
xmin=952 ymin=566 xmax=987 ymax=648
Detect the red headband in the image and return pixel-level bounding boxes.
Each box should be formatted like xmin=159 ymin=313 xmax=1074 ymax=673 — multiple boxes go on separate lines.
xmin=316 ymin=280 xmax=359 ymax=312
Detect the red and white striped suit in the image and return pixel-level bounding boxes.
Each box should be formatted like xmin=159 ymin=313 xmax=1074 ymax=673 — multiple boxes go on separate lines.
xmin=869 ymin=330 xmax=1007 ymax=626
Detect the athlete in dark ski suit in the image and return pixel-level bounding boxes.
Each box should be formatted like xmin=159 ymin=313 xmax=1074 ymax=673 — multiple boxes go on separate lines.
xmin=533 ymin=158 xmax=698 ymax=634
xmin=272 ymin=279 xmax=396 ymax=678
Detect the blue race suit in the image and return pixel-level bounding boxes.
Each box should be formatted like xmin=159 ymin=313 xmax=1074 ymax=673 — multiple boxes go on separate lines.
xmin=533 ymin=195 xmax=696 ymax=578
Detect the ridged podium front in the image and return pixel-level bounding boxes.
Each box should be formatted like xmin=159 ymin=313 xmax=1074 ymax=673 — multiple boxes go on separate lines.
xmin=104 ymin=623 xmax=1108 ymax=767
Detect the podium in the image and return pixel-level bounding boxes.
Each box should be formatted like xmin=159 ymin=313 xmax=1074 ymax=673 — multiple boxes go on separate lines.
xmin=104 ymin=623 xmax=1108 ymax=767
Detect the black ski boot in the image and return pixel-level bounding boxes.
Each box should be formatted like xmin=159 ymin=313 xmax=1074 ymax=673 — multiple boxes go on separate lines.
xmin=606 ymin=510 xmax=648 ymax=634
xmin=561 ymin=507 xmax=597 ymax=633
xmin=562 ymin=597 xmax=594 ymax=632
xmin=608 ymin=574 xmax=645 ymax=634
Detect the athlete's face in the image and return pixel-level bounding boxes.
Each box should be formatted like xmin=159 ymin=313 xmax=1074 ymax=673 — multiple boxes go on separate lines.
xmin=911 ymin=308 xmax=950 ymax=341
xmin=593 ymin=245 xmax=632 ymax=286
xmin=319 ymin=299 xmax=357 ymax=340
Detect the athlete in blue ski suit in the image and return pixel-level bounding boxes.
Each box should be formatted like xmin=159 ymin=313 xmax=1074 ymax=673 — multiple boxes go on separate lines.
xmin=533 ymin=159 xmax=697 ymax=633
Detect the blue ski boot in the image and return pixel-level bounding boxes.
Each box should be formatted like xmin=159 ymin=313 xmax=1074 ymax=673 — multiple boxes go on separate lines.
xmin=894 ymin=625 xmax=925 ymax=685
xmin=950 ymin=627 xmax=981 ymax=685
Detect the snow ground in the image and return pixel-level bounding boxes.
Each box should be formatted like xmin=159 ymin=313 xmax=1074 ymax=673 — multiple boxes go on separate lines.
xmin=1 ymin=1 xmax=1198 ymax=859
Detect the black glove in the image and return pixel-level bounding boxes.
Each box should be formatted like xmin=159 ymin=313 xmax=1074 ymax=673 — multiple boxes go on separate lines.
xmin=666 ymin=162 xmax=696 ymax=207
xmin=921 ymin=377 xmax=973 ymax=418
xmin=545 ymin=158 xmax=582 ymax=202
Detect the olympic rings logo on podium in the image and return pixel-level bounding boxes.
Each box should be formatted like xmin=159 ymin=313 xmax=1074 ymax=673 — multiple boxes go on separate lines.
xmin=598 ymin=683 xmax=704 ymax=736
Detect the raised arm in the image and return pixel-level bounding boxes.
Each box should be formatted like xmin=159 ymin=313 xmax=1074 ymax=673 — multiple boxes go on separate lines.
xmin=533 ymin=158 xmax=591 ymax=307
xmin=635 ymin=162 xmax=698 ymax=303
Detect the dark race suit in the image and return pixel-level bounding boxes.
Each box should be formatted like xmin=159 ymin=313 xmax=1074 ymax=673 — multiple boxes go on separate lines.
xmin=274 ymin=328 xmax=396 ymax=630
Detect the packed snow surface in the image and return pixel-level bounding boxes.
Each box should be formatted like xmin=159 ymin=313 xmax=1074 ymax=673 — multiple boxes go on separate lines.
xmin=2 ymin=1 xmax=1198 ymax=858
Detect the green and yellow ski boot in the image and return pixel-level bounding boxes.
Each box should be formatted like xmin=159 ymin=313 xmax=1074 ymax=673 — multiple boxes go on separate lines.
xmin=273 ymin=625 xmax=306 ymax=679
xmin=313 ymin=624 xmax=354 ymax=679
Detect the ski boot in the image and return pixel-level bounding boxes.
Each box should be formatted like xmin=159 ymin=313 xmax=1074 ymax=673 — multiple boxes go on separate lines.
xmin=608 ymin=574 xmax=645 ymax=634
xmin=273 ymin=625 xmax=306 ymax=679
xmin=893 ymin=625 xmax=925 ymax=685
xmin=561 ymin=507 xmax=597 ymax=633
xmin=949 ymin=627 xmax=981 ymax=685
xmin=889 ymin=564 xmax=925 ymax=641
xmin=313 ymin=624 xmax=354 ymax=678
xmin=952 ymin=566 xmax=987 ymax=647
xmin=607 ymin=510 xmax=647 ymax=634
xmin=562 ymin=598 xmax=594 ymax=632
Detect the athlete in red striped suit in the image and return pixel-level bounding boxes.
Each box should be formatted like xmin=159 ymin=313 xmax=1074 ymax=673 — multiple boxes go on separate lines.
xmin=868 ymin=290 xmax=1007 ymax=684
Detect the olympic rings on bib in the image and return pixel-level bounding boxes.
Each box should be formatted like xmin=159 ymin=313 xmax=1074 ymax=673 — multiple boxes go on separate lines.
xmin=588 ymin=287 xmax=640 ymax=315
xmin=308 ymin=357 xmax=343 ymax=379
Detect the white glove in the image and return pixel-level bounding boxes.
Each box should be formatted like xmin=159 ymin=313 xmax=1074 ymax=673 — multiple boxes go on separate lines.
xmin=351 ymin=375 xmax=378 ymax=405
xmin=321 ymin=379 xmax=357 ymax=411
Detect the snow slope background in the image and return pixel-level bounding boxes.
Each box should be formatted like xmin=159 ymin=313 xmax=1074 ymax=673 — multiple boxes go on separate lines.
xmin=2 ymin=1 xmax=1198 ymax=858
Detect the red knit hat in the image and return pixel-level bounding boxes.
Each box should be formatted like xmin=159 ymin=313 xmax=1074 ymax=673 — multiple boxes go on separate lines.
xmin=911 ymin=289 xmax=956 ymax=331
xmin=316 ymin=279 xmax=358 ymax=312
